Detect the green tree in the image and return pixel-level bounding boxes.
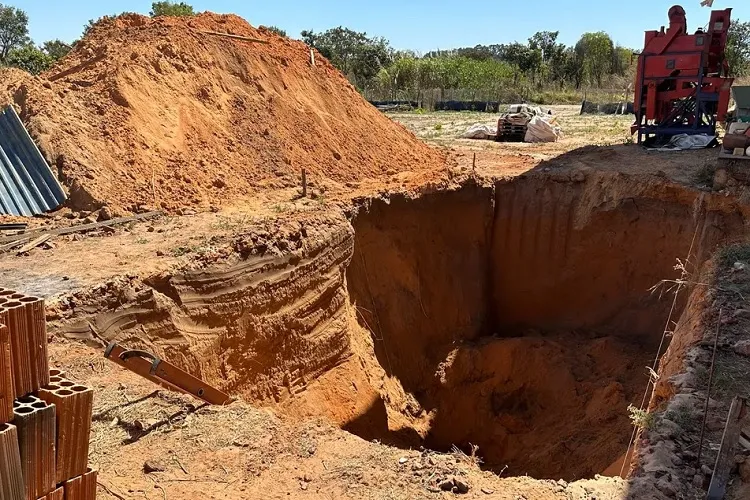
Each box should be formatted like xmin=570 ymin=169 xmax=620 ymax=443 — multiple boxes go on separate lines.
xmin=727 ymin=20 xmax=750 ymax=76
xmin=301 ymin=27 xmax=392 ymax=88
xmin=42 ymin=39 xmax=71 ymax=60
xmin=0 ymin=4 xmax=30 ymax=61
xmin=6 ymin=45 xmax=53 ymax=74
xmin=262 ymin=26 xmax=287 ymax=37
xmin=150 ymin=1 xmax=195 ymax=17
xmin=576 ymin=32 xmax=614 ymax=87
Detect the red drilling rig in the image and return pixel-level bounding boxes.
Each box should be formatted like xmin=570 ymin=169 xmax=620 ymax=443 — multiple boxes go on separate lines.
xmin=631 ymin=5 xmax=734 ymax=145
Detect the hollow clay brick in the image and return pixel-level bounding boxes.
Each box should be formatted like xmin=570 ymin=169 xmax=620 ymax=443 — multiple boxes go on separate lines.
xmin=0 ymin=422 xmax=25 ymax=500
xmin=0 ymin=323 xmax=12 ymax=423
xmin=4 ymin=299 xmax=33 ymax=398
xmin=37 ymin=486 xmax=63 ymax=500
xmin=14 ymin=395 xmax=56 ymax=499
xmin=19 ymin=296 xmax=49 ymax=391
xmin=2 ymin=293 xmax=50 ymax=399
xmin=38 ymin=380 xmax=93 ymax=484
xmin=62 ymin=468 xmax=97 ymax=500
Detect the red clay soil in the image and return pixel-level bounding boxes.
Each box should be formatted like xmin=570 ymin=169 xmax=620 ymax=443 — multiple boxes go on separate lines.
xmin=0 ymin=13 xmax=446 ymax=213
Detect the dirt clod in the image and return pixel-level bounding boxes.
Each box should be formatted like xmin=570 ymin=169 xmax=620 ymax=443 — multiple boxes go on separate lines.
xmin=734 ymin=340 xmax=750 ymax=357
xmin=98 ymin=206 xmax=113 ymax=221
xmin=143 ymin=459 xmax=167 ymax=473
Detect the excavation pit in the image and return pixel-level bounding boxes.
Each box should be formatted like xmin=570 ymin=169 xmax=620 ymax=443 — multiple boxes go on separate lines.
xmin=344 ymin=175 xmax=736 ymax=481
xmin=74 ymin=170 xmax=744 ymax=483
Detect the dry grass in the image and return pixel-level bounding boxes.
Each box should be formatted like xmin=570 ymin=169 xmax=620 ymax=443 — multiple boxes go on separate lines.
xmin=388 ymin=105 xmax=635 ymax=154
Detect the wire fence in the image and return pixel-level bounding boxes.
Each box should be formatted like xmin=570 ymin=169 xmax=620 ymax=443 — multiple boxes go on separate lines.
xmin=364 ymin=86 xmax=635 ymax=111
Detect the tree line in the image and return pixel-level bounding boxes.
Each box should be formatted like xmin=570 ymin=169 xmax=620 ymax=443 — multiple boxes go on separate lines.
xmin=302 ymin=24 xmax=750 ymax=104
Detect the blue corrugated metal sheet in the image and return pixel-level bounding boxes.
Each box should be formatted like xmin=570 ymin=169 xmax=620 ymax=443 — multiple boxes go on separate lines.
xmin=0 ymin=105 xmax=66 ymax=216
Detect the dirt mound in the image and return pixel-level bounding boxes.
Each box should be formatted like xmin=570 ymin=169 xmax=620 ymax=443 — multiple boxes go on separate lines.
xmin=1 ymin=13 xmax=445 ymax=213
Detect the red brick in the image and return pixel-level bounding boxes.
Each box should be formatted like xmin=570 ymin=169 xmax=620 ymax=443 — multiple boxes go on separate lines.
xmin=0 ymin=323 xmax=12 ymax=423
xmin=38 ymin=380 xmax=93 ymax=484
xmin=63 ymin=468 xmax=97 ymax=500
xmin=0 ymin=422 xmax=24 ymax=500
xmin=14 ymin=395 xmax=56 ymax=499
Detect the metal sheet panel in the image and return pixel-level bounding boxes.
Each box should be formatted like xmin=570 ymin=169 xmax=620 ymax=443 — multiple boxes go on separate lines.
xmin=0 ymin=106 xmax=66 ymax=216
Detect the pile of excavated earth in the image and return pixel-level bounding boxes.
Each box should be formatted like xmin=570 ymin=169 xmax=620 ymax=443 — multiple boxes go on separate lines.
xmin=4 ymin=10 xmax=750 ymax=500
xmin=0 ymin=13 xmax=445 ymax=214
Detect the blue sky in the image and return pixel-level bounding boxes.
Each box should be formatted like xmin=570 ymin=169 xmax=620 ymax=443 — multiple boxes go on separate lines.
xmin=11 ymin=0 xmax=750 ymax=51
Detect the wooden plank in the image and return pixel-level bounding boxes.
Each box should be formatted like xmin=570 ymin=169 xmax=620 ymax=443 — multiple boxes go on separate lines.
xmin=707 ymin=397 xmax=748 ymax=500
xmin=15 ymin=234 xmax=51 ymax=255
xmin=0 ymin=223 xmax=27 ymax=231
xmin=719 ymin=151 xmax=750 ymax=161
xmin=0 ymin=236 xmax=31 ymax=253
xmin=0 ymin=211 xmax=162 ymax=244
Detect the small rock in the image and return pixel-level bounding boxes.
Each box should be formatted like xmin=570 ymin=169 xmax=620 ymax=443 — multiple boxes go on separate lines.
xmin=299 ymin=482 xmax=308 ymax=491
xmin=147 ymin=226 xmax=155 ymax=233
xmin=42 ymin=81 xmax=52 ymax=89
xmin=701 ymin=464 xmax=713 ymax=476
xmin=156 ymin=250 xmax=165 ymax=256
xmin=97 ymin=206 xmax=113 ymax=222
xmin=452 ymin=477 xmax=470 ymax=494
xmin=713 ymin=169 xmax=729 ymax=190
xmin=143 ymin=460 xmax=166 ymax=473
xmin=136 ymin=204 xmax=157 ymax=214
xmin=693 ymin=474 xmax=704 ymax=488
xmin=72 ymin=234 xmax=83 ymax=242
xmin=213 ymin=178 xmax=226 ymax=189
xmin=438 ymin=478 xmax=454 ymax=491
xmin=481 ymin=488 xmax=495 ymax=495
xmin=734 ymin=340 xmax=750 ymax=357
xmin=82 ymin=216 xmax=96 ymax=225
xmin=655 ymin=478 xmax=677 ymax=498
xmin=733 ymin=262 xmax=747 ymax=272
xmin=333 ymin=151 xmax=342 ymax=161
xmin=398 ymin=457 xmax=408 ymax=465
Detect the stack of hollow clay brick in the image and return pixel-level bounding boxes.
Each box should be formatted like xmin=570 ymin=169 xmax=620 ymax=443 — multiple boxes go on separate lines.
xmin=0 ymin=288 xmax=95 ymax=500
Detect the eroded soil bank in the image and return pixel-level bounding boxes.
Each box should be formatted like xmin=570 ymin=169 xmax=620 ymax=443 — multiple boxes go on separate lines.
xmin=53 ymin=169 xmax=749 ymax=482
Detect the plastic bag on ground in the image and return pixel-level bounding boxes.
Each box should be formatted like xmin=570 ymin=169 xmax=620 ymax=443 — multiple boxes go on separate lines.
xmin=461 ymin=124 xmax=496 ymax=140
xmin=524 ymin=115 xmax=562 ymax=143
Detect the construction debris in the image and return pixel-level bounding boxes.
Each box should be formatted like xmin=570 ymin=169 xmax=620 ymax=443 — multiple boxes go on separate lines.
xmin=104 ymin=342 xmax=231 ymax=405
xmin=0 ymin=211 xmax=162 ymax=247
xmin=0 ymin=106 xmax=67 ymax=217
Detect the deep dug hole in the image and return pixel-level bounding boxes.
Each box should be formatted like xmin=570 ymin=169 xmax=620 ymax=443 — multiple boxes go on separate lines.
xmin=66 ymin=171 xmax=744 ymax=483
xmin=345 ymin=174 xmax=739 ymax=481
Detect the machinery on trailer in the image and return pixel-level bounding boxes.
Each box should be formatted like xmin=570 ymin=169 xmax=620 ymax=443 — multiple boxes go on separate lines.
xmin=631 ymin=5 xmax=734 ymax=145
